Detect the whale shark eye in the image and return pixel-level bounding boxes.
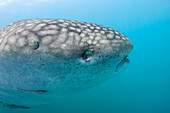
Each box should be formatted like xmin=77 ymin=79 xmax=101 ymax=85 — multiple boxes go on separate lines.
xmin=32 ymin=41 xmax=39 ymax=50
xmin=82 ymin=50 xmax=93 ymax=61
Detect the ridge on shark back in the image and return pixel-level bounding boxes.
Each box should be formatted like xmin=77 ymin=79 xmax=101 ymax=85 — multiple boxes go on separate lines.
xmin=0 ymin=19 xmax=133 ymax=108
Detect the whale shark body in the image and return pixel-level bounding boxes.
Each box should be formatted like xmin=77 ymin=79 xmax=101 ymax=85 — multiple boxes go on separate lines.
xmin=0 ymin=19 xmax=133 ymax=108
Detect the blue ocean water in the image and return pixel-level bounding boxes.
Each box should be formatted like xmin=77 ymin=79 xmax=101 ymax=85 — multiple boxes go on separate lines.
xmin=0 ymin=0 xmax=169 ymax=113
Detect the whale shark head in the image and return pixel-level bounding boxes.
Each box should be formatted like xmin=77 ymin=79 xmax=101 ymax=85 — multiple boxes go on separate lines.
xmin=0 ymin=19 xmax=133 ymax=108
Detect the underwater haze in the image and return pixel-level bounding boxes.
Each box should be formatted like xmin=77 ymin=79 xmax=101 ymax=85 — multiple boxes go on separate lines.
xmin=0 ymin=0 xmax=170 ymax=113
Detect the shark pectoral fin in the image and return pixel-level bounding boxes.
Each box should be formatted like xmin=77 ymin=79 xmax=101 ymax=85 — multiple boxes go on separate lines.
xmin=115 ymin=57 xmax=130 ymax=73
xmin=13 ymin=88 xmax=47 ymax=93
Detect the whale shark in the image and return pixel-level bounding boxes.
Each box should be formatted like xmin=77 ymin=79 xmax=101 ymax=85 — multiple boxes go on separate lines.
xmin=0 ymin=19 xmax=133 ymax=108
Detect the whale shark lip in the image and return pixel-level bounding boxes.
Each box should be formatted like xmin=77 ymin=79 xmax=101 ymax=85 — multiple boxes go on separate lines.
xmin=122 ymin=56 xmax=129 ymax=63
xmin=115 ymin=56 xmax=130 ymax=73
xmin=120 ymin=56 xmax=129 ymax=66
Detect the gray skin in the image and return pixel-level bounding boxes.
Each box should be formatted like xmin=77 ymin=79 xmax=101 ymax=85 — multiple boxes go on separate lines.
xmin=0 ymin=19 xmax=133 ymax=108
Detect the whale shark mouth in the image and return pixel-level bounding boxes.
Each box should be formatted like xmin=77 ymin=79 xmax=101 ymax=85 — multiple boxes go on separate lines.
xmin=115 ymin=56 xmax=130 ymax=73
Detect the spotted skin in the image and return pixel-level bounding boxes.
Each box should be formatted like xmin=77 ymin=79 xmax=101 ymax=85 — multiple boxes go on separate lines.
xmin=0 ymin=19 xmax=133 ymax=108
xmin=0 ymin=19 xmax=132 ymax=57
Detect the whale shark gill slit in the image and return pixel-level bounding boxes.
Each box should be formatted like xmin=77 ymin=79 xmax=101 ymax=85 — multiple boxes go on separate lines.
xmin=0 ymin=101 xmax=30 ymax=109
xmin=13 ymin=88 xmax=48 ymax=93
xmin=4 ymin=104 xmax=30 ymax=109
